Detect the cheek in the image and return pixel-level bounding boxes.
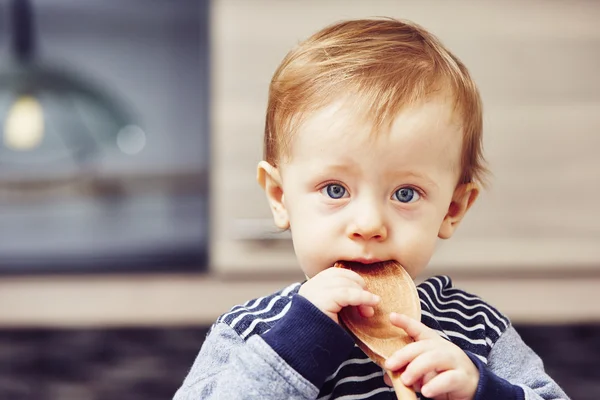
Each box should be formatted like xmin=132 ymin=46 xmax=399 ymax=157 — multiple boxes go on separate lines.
xmin=398 ymin=229 xmax=437 ymax=262
xmin=393 ymin=211 xmax=444 ymax=273
xmin=288 ymin=212 xmax=336 ymax=278
xmin=290 ymin=234 xmax=328 ymax=278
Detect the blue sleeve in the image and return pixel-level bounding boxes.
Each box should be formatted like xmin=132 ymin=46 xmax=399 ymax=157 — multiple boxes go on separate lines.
xmin=262 ymin=294 xmax=356 ymax=389
xmin=466 ymin=352 xmax=524 ymax=400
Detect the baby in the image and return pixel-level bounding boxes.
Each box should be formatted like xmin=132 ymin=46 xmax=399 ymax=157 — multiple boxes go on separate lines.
xmin=174 ymin=18 xmax=569 ymax=400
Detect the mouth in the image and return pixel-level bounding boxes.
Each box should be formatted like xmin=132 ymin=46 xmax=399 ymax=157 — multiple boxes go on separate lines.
xmin=335 ymin=258 xmax=388 ymax=267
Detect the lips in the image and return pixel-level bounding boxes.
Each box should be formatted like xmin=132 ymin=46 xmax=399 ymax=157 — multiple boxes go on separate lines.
xmin=348 ymin=258 xmax=383 ymax=264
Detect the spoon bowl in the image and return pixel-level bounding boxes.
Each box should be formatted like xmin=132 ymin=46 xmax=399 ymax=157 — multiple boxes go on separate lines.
xmin=336 ymin=260 xmax=421 ymax=399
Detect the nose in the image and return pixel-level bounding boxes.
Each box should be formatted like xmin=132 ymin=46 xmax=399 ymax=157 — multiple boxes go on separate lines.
xmin=346 ymin=205 xmax=388 ymax=242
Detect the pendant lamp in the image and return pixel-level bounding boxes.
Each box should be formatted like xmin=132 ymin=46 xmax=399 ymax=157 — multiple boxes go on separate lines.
xmin=0 ymin=0 xmax=143 ymax=184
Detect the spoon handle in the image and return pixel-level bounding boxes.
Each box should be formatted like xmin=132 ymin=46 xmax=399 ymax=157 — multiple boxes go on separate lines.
xmin=388 ymin=370 xmax=417 ymax=400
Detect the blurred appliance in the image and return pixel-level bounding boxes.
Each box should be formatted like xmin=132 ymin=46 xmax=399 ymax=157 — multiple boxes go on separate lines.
xmin=0 ymin=0 xmax=209 ymax=274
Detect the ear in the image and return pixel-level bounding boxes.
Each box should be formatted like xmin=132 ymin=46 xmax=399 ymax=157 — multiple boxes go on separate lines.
xmin=257 ymin=161 xmax=290 ymax=230
xmin=438 ymin=182 xmax=479 ymax=239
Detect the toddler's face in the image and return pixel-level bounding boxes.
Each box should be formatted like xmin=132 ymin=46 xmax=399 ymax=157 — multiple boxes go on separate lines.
xmin=259 ymin=96 xmax=477 ymax=279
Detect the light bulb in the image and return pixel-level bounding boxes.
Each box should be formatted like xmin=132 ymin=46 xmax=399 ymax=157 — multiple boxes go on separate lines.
xmin=117 ymin=124 xmax=146 ymax=155
xmin=3 ymin=95 xmax=45 ymax=151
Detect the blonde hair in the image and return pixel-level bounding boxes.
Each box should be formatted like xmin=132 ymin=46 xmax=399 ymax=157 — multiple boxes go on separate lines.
xmin=264 ymin=18 xmax=487 ymax=186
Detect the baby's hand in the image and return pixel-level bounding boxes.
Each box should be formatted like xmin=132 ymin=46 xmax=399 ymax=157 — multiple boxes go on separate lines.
xmin=298 ymin=268 xmax=380 ymax=324
xmin=384 ymin=313 xmax=479 ymax=400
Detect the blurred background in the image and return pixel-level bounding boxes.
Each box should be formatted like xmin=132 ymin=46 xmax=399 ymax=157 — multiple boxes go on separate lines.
xmin=0 ymin=0 xmax=598 ymax=399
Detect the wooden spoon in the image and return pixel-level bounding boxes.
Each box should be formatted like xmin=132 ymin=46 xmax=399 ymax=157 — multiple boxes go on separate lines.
xmin=335 ymin=260 xmax=421 ymax=399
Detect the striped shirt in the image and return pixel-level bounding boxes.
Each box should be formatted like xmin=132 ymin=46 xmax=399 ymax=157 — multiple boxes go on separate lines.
xmin=217 ymin=275 xmax=509 ymax=399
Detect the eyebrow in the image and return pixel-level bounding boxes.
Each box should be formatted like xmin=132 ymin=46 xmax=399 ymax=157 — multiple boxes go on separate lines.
xmin=319 ymin=163 xmax=359 ymax=174
xmin=391 ymin=171 xmax=440 ymax=190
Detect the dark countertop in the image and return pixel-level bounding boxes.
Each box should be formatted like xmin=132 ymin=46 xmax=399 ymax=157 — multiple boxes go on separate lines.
xmin=0 ymin=324 xmax=597 ymax=400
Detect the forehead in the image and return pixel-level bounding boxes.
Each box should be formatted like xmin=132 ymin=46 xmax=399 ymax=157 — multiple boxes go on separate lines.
xmin=286 ymin=96 xmax=463 ymax=172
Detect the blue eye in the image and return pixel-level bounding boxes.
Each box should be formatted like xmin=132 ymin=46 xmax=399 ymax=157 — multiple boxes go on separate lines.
xmin=394 ymin=187 xmax=420 ymax=203
xmin=322 ymin=184 xmax=347 ymax=199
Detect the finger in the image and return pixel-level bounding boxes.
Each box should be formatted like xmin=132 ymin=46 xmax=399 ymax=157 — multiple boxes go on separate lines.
xmin=384 ymin=340 xmax=434 ymax=371
xmin=421 ymin=370 xmax=470 ymax=399
xmin=357 ymin=305 xmax=375 ymax=318
xmin=401 ymin=350 xmax=453 ymax=387
xmin=319 ymin=273 xmax=367 ymax=295
xmin=390 ymin=313 xmax=438 ymax=341
xmin=327 ymin=267 xmax=367 ymax=288
xmin=333 ymin=287 xmax=380 ymax=307
xmin=422 ymin=370 xmax=438 ymax=386
xmin=411 ymin=371 xmax=436 ymax=395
